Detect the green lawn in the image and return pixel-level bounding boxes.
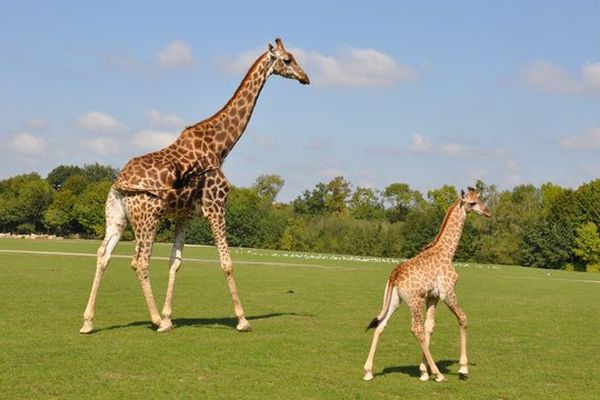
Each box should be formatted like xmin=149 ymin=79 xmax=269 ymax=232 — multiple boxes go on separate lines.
xmin=1 ymin=238 xmax=599 ymax=399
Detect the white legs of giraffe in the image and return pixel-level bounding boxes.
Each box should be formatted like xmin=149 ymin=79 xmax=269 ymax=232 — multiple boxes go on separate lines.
xmin=410 ymin=297 xmax=445 ymax=382
xmin=363 ymin=287 xmax=458 ymax=382
xmin=444 ymin=292 xmax=469 ymax=378
xmin=158 ymin=220 xmax=188 ymax=332
xmin=419 ymin=297 xmax=440 ymax=381
xmin=363 ymin=285 xmax=401 ymax=381
xmin=80 ymin=189 xmax=127 ymax=334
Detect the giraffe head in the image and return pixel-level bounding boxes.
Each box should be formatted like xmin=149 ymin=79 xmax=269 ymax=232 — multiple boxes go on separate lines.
xmin=461 ymin=187 xmax=492 ymax=218
xmin=268 ymin=38 xmax=310 ymax=85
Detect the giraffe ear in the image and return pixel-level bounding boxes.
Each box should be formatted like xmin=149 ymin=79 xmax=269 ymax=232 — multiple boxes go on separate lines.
xmin=268 ymin=43 xmax=274 ymax=52
xmin=461 ymin=189 xmax=466 ymax=198
xmin=275 ymin=38 xmax=284 ymax=50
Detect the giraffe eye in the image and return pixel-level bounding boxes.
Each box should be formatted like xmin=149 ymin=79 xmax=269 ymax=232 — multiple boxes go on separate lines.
xmin=469 ymin=202 xmax=477 ymax=206
xmin=283 ymin=58 xmax=292 ymax=65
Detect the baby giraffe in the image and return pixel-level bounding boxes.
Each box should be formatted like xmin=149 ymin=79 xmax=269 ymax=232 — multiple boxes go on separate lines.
xmin=363 ymin=187 xmax=491 ymax=382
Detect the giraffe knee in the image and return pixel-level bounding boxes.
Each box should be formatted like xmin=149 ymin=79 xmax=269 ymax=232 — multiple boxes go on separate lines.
xmin=221 ymin=263 xmax=233 ymax=275
xmin=411 ymin=324 xmax=425 ymax=342
xmin=424 ymin=319 xmax=435 ymax=335
xmin=459 ymin=313 xmax=468 ymax=329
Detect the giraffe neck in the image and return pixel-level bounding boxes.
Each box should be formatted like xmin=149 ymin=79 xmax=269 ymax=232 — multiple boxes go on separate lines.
xmin=427 ymin=200 xmax=467 ymax=261
xmin=209 ymin=51 xmax=273 ymax=161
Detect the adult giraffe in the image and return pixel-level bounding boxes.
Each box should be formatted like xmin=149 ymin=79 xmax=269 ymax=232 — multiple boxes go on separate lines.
xmin=80 ymin=38 xmax=309 ymax=334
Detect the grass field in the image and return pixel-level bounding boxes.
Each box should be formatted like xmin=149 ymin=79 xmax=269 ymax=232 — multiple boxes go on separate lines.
xmin=1 ymin=238 xmax=599 ymax=399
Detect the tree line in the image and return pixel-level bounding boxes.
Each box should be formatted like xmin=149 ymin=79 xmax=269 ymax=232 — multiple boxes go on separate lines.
xmin=1 ymin=164 xmax=599 ymax=272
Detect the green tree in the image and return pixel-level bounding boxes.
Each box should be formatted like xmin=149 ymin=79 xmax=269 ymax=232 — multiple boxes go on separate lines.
xmin=0 ymin=173 xmax=53 ymax=232
xmin=46 ymin=165 xmax=83 ymax=189
xmin=573 ymin=222 xmax=600 ymax=267
xmin=292 ymin=183 xmax=328 ymax=215
xmin=82 ymin=163 xmax=119 ymax=182
xmin=324 ymin=176 xmax=351 ymax=216
xmin=74 ymin=181 xmax=112 ymax=237
xmin=252 ymin=174 xmax=285 ymax=202
xmin=382 ymin=183 xmax=424 ymax=223
xmin=349 ymin=187 xmax=385 ymax=220
xmin=292 ymin=176 xmax=351 ymax=216
xmin=427 ymin=185 xmax=458 ymax=211
xmin=44 ymin=190 xmax=79 ymax=234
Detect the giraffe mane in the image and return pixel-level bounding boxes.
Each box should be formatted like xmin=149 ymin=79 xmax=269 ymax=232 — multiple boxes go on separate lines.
xmin=421 ymin=200 xmax=461 ymax=251
xmin=212 ymin=51 xmax=270 ymax=119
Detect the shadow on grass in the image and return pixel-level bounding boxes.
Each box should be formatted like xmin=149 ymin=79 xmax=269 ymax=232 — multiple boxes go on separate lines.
xmin=377 ymin=359 xmax=473 ymax=378
xmin=95 ymin=312 xmax=312 ymax=332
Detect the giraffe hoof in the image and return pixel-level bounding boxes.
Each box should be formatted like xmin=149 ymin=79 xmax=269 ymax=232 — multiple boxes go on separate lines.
xmin=420 ymin=372 xmax=430 ymax=381
xmin=79 ymin=321 xmax=94 ymax=334
xmin=236 ymin=320 xmax=252 ymax=332
xmin=363 ymin=372 xmax=374 ymax=381
xmin=459 ymin=373 xmax=469 ymax=380
xmin=157 ymin=319 xmax=173 ymax=332
xmin=434 ymin=374 xmax=446 ymax=383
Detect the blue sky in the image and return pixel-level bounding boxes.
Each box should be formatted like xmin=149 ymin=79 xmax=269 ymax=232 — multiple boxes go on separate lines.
xmin=1 ymin=1 xmax=600 ymax=201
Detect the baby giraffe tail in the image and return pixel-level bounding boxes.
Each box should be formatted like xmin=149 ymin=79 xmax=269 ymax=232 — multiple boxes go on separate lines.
xmin=366 ymin=280 xmax=394 ymax=331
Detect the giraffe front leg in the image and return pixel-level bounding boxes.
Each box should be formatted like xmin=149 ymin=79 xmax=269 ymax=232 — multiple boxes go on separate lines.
xmin=158 ymin=220 xmax=188 ymax=332
xmin=419 ymin=297 xmax=439 ymax=381
xmin=207 ymin=211 xmax=251 ymax=332
xmin=444 ymin=293 xmax=469 ymax=379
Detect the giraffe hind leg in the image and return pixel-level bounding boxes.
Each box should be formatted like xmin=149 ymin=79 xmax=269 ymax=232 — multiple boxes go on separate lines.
xmin=363 ymin=287 xmax=401 ymax=381
xmin=80 ymin=189 xmax=127 ymax=334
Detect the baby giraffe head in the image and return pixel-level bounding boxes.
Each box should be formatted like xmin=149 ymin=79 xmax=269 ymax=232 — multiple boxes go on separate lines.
xmin=268 ymin=38 xmax=310 ymax=85
xmin=461 ymin=187 xmax=492 ymax=218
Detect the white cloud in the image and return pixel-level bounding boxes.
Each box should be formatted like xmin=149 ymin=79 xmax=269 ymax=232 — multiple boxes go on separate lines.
xmin=77 ymin=111 xmax=125 ymax=133
xmin=131 ymin=130 xmax=177 ymax=151
xmin=25 ymin=118 xmax=47 ymax=130
xmin=10 ymin=133 xmax=46 ymax=155
xmin=441 ymin=143 xmax=470 ymax=157
xmin=81 ymin=137 xmax=120 ymax=155
xmin=306 ymin=137 xmax=332 ymax=151
xmin=560 ymin=127 xmax=600 ymax=149
xmin=320 ymin=165 xmax=346 ymax=179
xmin=411 ymin=133 xmax=432 ymax=154
xmin=581 ymin=63 xmax=600 ymax=92
xmin=522 ymin=61 xmax=600 ymax=94
xmin=304 ymin=47 xmax=416 ymax=87
xmin=216 ymin=48 xmax=263 ymax=75
xmin=250 ymin=134 xmax=275 ymax=150
xmin=145 ymin=110 xmax=185 ymax=128
xmin=157 ymin=40 xmax=194 ymax=68
xmin=217 ymin=45 xmax=416 ymax=87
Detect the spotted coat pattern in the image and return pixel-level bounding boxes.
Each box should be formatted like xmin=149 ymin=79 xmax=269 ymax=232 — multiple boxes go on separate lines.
xmin=80 ymin=39 xmax=310 ymax=334
xmin=363 ymin=189 xmax=491 ymax=382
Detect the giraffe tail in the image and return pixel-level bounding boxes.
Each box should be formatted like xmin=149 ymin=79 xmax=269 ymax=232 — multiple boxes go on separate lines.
xmin=365 ymin=279 xmax=394 ymax=331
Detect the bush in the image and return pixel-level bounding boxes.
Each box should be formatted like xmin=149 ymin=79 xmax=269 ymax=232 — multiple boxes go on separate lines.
xmin=586 ymin=263 xmax=600 ymax=273
xmin=16 ymin=223 xmax=36 ymax=234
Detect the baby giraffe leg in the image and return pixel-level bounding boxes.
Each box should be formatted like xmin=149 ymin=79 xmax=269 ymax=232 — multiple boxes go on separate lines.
xmin=419 ymin=297 xmax=439 ymax=381
xmin=410 ymin=302 xmax=445 ymax=382
xmin=444 ymin=292 xmax=469 ymax=378
xmin=363 ymin=287 xmax=400 ymax=381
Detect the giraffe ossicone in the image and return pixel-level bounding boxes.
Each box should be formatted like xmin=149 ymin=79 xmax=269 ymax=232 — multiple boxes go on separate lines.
xmin=80 ymin=38 xmax=309 ymax=334
xmin=362 ymin=187 xmax=491 ymax=382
